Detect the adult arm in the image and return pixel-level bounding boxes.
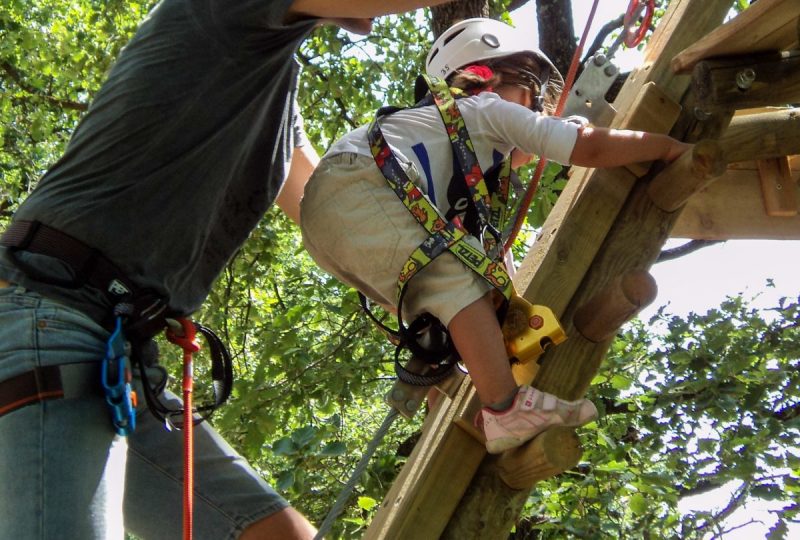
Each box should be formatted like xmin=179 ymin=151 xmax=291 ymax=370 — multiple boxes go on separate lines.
xmin=286 ymin=0 xmax=452 ymax=20
xmin=276 ymin=143 xmax=319 ymax=225
xmin=569 ymin=127 xmax=692 ymax=168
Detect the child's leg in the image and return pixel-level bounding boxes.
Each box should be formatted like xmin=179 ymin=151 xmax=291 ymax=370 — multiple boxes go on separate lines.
xmin=448 ymin=291 xmax=598 ymax=454
xmin=448 ymin=292 xmax=517 ymax=406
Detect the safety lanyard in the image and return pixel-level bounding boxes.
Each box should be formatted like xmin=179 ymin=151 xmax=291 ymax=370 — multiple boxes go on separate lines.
xmin=366 ymin=75 xmax=515 ymax=303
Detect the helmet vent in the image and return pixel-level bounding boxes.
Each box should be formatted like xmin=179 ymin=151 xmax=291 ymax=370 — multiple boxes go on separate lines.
xmin=442 ymin=28 xmax=466 ymax=46
xmin=481 ymin=33 xmax=500 ymax=48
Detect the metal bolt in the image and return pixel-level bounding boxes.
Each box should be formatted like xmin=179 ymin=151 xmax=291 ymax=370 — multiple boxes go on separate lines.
xmin=604 ymin=64 xmax=618 ymax=77
xmin=593 ymin=53 xmax=607 ymax=66
xmin=694 ymin=107 xmax=712 ymax=121
xmin=405 ymin=399 xmax=419 ymax=412
xmin=392 ymin=389 xmax=405 ymax=401
xmin=736 ymin=68 xmax=756 ymax=91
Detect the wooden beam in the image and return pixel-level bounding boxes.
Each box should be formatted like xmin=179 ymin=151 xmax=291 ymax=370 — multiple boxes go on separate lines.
xmin=671 ymin=168 xmax=800 ymax=239
xmin=692 ymin=51 xmax=800 ymax=112
xmin=364 ymin=382 xmax=486 ymax=540
xmin=758 ymin=157 xmax=798 ymax=216
xmin=620 ymin=82 xmax=684 ymax=177
xmin=719 ymin=108 xmax=800 ymax=162
xmin=647 ymin=139 xmax=728 ymax=212
xmin=672 ymin=0 xmax=800 ymax=74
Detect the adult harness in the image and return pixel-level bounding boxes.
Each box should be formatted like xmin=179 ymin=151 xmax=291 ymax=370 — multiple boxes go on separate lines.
xmin=364 ymin=75 xmax=519 ymax=378
xmin=0 ymin=220 xmax=233 ymax=431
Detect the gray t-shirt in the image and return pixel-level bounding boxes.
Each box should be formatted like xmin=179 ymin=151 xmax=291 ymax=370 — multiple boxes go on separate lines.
xmin=0 ymin=0 xmax=316 ymax=320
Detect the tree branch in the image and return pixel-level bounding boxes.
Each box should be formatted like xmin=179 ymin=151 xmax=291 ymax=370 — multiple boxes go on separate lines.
xmin=1 ymin=60 xmax=88 ymax=112
xmin=295 ymin=53 xmax=357 ymax=129
xmin=657 ymin=240 xmax=724 ymax=263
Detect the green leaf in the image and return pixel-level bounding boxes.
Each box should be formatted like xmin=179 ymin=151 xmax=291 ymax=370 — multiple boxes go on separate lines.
xmin=320 ymin=441 xmax=347 ymax=456
xmin=357 ymin=496 xmax=378 ymax=511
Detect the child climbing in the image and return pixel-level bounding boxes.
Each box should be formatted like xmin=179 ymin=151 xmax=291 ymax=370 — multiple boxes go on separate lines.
xmin=300 ymin=18 xmax=692 ymax=454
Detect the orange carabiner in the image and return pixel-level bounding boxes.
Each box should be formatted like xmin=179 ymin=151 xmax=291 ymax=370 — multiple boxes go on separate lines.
xmin=624 ymin=0 xmax=656 ymax=48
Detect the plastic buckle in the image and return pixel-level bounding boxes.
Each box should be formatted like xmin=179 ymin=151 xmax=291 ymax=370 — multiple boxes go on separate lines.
xmin=102 ymin=317 xmax=137 ymax=436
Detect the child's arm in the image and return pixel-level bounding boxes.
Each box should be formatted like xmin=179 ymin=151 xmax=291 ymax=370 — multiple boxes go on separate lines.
xmin=569 ymin=126 xmax=692 ymax=168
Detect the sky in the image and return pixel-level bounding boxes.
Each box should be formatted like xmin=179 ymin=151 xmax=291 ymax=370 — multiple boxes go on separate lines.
xmin=511 ymin=2 xmax=799 ymax=539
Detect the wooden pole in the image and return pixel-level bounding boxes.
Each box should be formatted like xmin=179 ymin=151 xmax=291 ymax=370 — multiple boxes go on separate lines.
xmin=719 ymin=108 xmax=800 ymax=163
xmin=647 ymin=139 xmax=728 ymax=213
xmin=573 ymin=270 xmax=659 ymax=343
xmin=692 ymin=51 xmax=800 ymax=113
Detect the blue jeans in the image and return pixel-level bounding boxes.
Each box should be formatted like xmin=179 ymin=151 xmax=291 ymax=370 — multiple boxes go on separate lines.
xmin=0 ymin=286 xmax=287 ymax=539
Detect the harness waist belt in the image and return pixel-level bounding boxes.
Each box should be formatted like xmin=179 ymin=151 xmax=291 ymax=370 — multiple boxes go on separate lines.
xmin=0 ymin=220 xmax=136 ymax=297
xmin=0 ymin=363 xmax=101 ymax=418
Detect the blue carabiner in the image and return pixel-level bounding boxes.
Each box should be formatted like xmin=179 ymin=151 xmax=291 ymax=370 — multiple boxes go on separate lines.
xmin=101 ymin=317 xmax=137 ymax=436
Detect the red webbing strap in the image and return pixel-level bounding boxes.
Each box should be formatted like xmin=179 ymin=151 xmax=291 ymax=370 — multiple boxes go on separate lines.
xmin=166 ymin=318 xmax=201 ymax=540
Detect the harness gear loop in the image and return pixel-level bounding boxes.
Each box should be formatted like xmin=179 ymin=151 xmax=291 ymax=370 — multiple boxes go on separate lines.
xmin=165 ymin=317 xmax=201 ymax=540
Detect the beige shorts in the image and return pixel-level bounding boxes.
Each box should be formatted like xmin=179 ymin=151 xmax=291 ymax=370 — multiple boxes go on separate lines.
xmin=300 ymin=152 xmax=492 ymax=327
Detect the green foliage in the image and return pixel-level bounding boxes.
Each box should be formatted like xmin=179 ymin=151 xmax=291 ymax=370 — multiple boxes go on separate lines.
xmin=514 ymin=292 xmax=800 ymax=539
xmin=4 ymin=2 xmax=794 ymax=540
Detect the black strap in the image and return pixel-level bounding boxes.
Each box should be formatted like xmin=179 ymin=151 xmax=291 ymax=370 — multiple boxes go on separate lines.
xmin=1 ymin=220 xmax=137 ymax=297
xmin=0 ymin=364 xmax=101 ymax=418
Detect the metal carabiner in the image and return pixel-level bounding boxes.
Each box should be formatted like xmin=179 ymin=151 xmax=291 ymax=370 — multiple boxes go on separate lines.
xmin=102 ymin=317 xmax=137 ymax=436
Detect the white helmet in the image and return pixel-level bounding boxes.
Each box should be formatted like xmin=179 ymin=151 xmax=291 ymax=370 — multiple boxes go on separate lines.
xmin=425 ymin=18 xmax=563 ymax=107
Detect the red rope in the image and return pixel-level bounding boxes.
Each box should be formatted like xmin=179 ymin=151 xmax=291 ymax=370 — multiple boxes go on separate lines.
xmin=166 ymin=318 xmax=201 ymax=540
xmin=504 ymin=0 xmax=603 ymax=252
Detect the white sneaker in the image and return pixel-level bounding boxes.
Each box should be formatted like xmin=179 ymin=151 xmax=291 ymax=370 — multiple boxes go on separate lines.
xmin=479 ymin=385 xmax=598 ymax=454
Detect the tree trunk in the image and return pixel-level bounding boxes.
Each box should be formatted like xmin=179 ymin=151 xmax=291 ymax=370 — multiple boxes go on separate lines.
xmin=431 ymin=0 xmax=490 ymax=37
xmin=536 ymin=0 xmax=577 ymax=77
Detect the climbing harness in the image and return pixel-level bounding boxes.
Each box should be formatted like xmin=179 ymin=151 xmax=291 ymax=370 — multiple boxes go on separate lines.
xmin=364 ymin=74 xmax=516 ymax=378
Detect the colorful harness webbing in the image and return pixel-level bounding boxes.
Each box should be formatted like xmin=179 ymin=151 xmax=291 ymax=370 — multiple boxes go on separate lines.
xmin=366 ymin=75 xmax=516 ymax=308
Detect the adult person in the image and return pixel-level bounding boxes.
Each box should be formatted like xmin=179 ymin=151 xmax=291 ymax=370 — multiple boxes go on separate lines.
xmin=0 ymin=1 xmax=451 ymax=539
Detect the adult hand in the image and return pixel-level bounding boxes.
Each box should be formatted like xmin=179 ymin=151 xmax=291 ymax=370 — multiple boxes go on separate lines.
xmin=323 ymin=17 xmax=374 ymax=35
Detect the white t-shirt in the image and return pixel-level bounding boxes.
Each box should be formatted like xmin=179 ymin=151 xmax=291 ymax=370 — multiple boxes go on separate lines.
xmin=326 ymin=92 xmax=581 ymax=217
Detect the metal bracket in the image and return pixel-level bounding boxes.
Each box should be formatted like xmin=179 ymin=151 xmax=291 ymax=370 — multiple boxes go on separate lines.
xmin=562 ymin=52 xmax=620 ymax=127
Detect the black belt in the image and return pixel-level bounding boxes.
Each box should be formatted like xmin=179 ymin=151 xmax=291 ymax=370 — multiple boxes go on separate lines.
xmin=0 ymin=220 xmax=173 ymax=340
xmin=0 ymin=220 xmax=136 ymax=297
xmin=0 ymin=364 xmax=101 ymax=418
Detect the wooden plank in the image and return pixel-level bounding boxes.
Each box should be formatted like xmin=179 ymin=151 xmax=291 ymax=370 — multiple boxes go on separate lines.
xmin=621 ymin=82 xmax=683 ymax=177
xmin=672 ymin=168 xmax=800 ymax=239
xmin=758 ymin=157 xmax=798 ymax=216
xmin=672 ymin=0 xmax=800 ymax=74
xmin=364 ymin=382 xmax=486 ymax=540
xmin=692 ymin=51 xmax=800 ymax=112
